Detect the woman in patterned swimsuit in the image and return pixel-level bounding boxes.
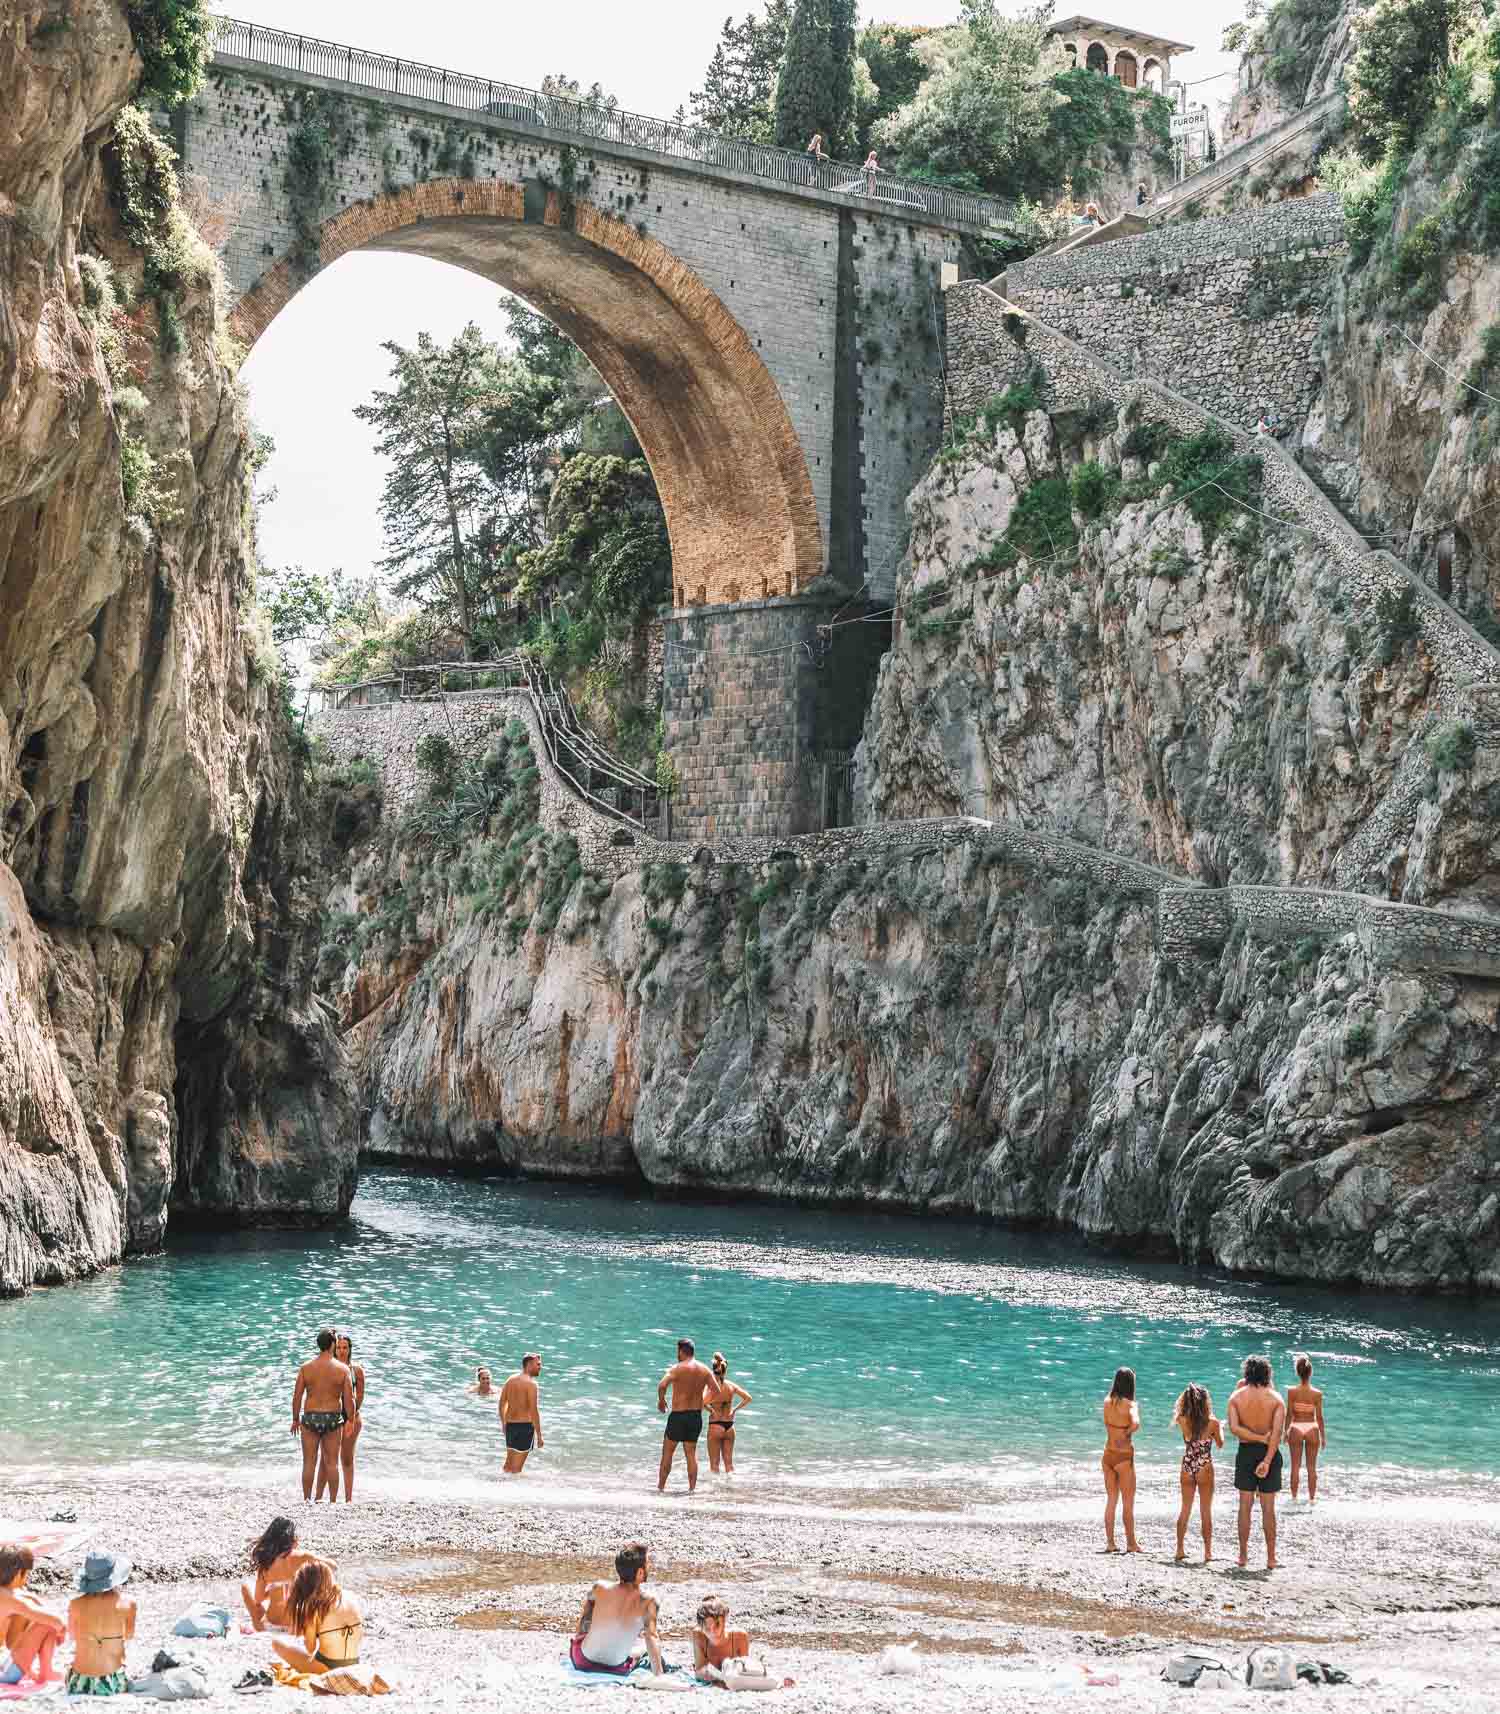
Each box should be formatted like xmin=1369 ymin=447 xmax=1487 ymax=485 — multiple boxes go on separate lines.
xmin=1172 ymin=1384 xmax=1224 ymax=1563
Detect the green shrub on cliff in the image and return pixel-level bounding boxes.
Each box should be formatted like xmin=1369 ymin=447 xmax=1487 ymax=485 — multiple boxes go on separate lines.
xmin=125 ymin=0 xmax=213 ymax=106
xmin=1426 ymin=719 xmax=1476 ymax=771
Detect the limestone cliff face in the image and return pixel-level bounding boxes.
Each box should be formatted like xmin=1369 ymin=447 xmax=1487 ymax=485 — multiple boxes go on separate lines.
xmin=0 ymin=1 xmax=353 ymax=1294
xmin=324 ymin=398 xmax=1500 ymax=1290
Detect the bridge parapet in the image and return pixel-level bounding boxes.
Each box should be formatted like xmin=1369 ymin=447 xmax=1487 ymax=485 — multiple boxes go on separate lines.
xmin=209 ymin=14 xmax=1016 ymax=237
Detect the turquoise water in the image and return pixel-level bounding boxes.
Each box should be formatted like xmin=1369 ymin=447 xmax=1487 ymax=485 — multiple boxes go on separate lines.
xmin=2 ymin=1172 xmax=1497 ymax=1509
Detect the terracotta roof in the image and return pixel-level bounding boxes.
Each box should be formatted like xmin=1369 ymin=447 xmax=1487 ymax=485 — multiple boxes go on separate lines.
xmin=1048 ymin=15 xmax=1195 ymax=54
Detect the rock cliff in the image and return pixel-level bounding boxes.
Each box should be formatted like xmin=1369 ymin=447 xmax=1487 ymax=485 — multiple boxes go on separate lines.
xmin=0 ymin=1 xmax=353 ymax=1294
xmin=322 ymin=391 xmax=1500 ymax=1292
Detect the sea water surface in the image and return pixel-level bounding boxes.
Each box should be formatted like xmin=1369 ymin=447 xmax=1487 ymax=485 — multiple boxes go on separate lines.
xmin=3 ymin=1172 xmax=1497 ymax=1513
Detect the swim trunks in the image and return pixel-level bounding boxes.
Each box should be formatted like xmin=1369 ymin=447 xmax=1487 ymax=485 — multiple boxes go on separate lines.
xmin=67 ymin=1670 xmax=129 ymax=1696
xmin=302 ymin=1410 xmax=345 ymax=1435
xmin=665 ymin=1409 xmax=704 ymax=1444
xmin=569 ymin=1637 xmax=638 ymax=1676
xmin=504 ymin=1422 xmax=536 ymax=1451
xmin=1234 ymin=1440 xmax=1283 ymax=1493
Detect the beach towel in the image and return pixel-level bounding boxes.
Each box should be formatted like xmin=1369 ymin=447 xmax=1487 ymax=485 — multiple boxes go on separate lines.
xmin=170 ymin=1606 xmax=230 ymax=1640
xmin=308 ymin=1670 xmax=392 ymax=1697
xmin=272 ymin=1664 xmax=320 ymax=1692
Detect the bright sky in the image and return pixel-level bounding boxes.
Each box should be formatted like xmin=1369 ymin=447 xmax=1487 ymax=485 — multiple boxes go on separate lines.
xmin=240 ymin=0 xmax=1244 ymax=583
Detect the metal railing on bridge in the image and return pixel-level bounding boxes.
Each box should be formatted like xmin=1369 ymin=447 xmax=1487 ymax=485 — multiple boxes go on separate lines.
xmin=210 ymin=14 xmax=1018 ymax=235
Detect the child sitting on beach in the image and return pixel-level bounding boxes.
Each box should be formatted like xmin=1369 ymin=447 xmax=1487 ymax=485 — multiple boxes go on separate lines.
xmin=0 ymin=1543 xmax=65 ymax=1686
xmin=67 ymin=1551 xmax=136 ymax=1697
xmin=692 ymin=1597 xmax=792 ymax=1690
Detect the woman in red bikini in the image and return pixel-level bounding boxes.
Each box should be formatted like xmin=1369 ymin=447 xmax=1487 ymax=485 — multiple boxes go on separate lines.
xmin=1101 ymin=1367 xmax=1141 ymax=1553
xmin=1286 ymin=1354 xmax=1326 ymax=1503
xmin=1172 ymin=1384 xmax=1224 ymax=1562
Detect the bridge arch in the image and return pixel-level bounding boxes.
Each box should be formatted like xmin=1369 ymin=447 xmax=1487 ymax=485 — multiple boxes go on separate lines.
xmin=230 ymin=178 xmax=824 ymax=605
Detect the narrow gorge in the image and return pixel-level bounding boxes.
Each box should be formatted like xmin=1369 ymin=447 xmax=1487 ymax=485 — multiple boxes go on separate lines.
xmin=5 ymin=0 xmax=1500 ymax=1300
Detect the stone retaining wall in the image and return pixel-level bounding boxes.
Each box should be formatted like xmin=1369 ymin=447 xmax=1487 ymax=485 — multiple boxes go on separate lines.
xmin=993 ymin=197 xmax=1346 ymax=430
xmin=315 ymin=690 xmax=1500 ymax=979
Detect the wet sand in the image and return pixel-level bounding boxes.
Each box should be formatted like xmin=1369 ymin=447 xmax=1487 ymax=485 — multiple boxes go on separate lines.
xmin=2 ymin=1468 xmax=1497 ymax=1710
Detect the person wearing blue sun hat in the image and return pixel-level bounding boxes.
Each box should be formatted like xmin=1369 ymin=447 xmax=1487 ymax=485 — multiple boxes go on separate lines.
xmin=66 ymin=1551 xmax=135 ymax=1697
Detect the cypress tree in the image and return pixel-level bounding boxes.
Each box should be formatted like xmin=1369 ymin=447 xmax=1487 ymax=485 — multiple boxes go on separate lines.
xmin=773 ymin=0 xmax=859 ymax=157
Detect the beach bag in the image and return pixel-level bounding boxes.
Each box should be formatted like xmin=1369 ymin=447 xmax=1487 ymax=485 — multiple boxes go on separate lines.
xmin=1246 ymin=1647 xmax=1299 ymax=1691
xmin=1162 ymin=1652 xmax=1227 ymax=1687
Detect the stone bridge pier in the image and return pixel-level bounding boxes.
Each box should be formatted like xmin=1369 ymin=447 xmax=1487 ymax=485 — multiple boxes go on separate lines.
xmin=183 ymin=19 xmax=1018 ymax=836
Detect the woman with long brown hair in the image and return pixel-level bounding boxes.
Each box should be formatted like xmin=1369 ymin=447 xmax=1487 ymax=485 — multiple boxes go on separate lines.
xmin=332 ymin=1333 xmax=366 ymax=1503
xmin=1101 ymin=1367 xmax=1141 ymax=1553
xmin=240 ymin=1517 xmax=319 ymax=1631
xmin=271 ymin=1560 xmax=363 ymax=1676
xmin=1171 ymin=1384 xmax=1224 ymax=1562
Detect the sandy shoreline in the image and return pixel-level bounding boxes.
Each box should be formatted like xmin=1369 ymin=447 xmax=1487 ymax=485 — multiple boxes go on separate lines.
xmin=2 ymin=1470 xmax=1497 ymax=1709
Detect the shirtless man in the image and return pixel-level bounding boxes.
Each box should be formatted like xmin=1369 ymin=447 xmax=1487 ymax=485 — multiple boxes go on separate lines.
xmin=657 ymin=1338 xmax=714 ymax=1494
xmin=499 ymin=1354 xmax=544 ymax=1474
xmin=572 ymin=1541 xmax=663 ymax=1676
xmin=1227 ymin=1354 xmax=1286 ymax=1570
xmin=290 ymin=1329 xmax=356 ymax=1503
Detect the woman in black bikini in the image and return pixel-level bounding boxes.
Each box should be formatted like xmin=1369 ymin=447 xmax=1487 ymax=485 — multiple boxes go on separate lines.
xmin=705 ymin=1353 xmax=752 ymax=1476
xmin=272 ymin=1560 xmax=363 ymax=1677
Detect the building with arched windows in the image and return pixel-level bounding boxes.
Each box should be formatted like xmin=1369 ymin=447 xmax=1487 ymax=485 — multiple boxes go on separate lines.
xmin=1047 ymin=15 xmax=1193 ymax=93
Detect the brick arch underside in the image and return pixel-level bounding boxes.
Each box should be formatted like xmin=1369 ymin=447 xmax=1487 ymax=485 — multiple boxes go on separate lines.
xmin=230 ymin=180 xmax=824 ymax=605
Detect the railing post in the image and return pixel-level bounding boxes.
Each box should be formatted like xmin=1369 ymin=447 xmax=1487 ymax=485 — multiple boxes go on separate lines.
xmin=346 ymin=45 xmax=352 ymax=81
xmin=297 ymin=32 xmax=303 ymax=70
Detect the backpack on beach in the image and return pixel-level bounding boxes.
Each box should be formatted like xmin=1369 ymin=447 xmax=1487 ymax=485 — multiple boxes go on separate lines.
xmin=1162 ymin=1652 xmax=1229 ymax=1687
xmin=1246 ymin=1647 xmax=1299 ymax=1691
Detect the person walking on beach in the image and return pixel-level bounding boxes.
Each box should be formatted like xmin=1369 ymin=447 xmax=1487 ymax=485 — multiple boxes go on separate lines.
xmin=705 ymin=1353 xmax=752 ymax=1477
xmin=500 ymin=1354 xmax=544 ymax=1474
xmin=658 ymin=1338 xmax=714 ymax=1494
xmin=325 ymin=1334 xmax=365 ymax=1504
xmin=1100 ymin=1367 xmax=1142 ymax=1553
xmin=1286 ymin=1354 xmax=1326 ymax=1504
xmin=1172 ymin=1385 xmax=1224 ymax=1563
xmin=572 ymin=1542 xmax=664 ymax=1677
xmin=291 ymin=1330 xmax=356 ymax=1504
xmin=1228 ymin=1355 xmax=1286 ymax=1569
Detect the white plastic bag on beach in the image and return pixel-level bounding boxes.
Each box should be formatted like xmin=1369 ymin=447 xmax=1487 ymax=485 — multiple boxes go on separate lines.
xmin=877 ymin=1644 xmax=920 ymax=1677
xmin=1246 ymin=1648 xmax=1298 ymax=1691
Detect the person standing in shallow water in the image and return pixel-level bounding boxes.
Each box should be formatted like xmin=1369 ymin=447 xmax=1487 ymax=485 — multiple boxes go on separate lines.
xmin=705 ymin=1352 xmax=752 ymax=1477
xmin=1101 ymin=1367 xmax=1142 ymax=1553
xmin=658 ymin=1338 xmax=714 ymax=1494
xmin=499 ymin=1354 xmax=544 ymax=1474
xmin=1286 ymin=1353 xmax=1326 ymax=1504
xmin=1228 ymin=1354 xmax=1286 ymax=1569
xmin=326 ymin=1334 xmax=365 ymax=1503
xmin=291 ymin=1330 xmax=355 ymax=1503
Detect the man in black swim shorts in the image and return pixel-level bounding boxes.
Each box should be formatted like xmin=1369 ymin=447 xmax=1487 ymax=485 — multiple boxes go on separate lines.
xmin=1227 ymin=1354 xmax=1286 ymax=1570
xmin=656 ymin=1338 xmax=714 ymax=1494
xmin=291 ymin=1329 xmax=356 ymax=1503
xmin=499 ymin=1354 xmax=544 ymax=1475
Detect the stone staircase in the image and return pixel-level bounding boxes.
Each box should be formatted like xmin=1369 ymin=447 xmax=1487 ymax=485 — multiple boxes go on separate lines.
xmin=1148 ymin=89 xmax=1344 ymax=223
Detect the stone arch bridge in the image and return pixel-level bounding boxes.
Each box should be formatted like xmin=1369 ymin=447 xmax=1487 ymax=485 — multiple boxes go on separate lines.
xmin=181 ymin=18 xmax=1018 ymax=838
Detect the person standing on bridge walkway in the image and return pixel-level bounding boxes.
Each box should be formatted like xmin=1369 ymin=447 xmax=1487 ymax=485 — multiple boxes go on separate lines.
xmin=863 ymin=150 xmax=879 ymax=196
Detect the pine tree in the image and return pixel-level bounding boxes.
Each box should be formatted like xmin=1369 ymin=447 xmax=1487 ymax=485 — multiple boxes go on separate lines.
xmin=687 ymin=3 xmax=793 ymax=141
xmin=773 ymin=0 xmax=859 ymax=157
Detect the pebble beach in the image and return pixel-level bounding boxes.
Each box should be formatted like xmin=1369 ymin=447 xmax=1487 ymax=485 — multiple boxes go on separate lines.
xmin=3 ymin=1467 xmax=1498 ymax=1711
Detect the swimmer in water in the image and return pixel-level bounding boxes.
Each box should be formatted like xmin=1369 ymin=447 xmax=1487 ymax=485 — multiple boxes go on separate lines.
xmin=1286 ymin=1353 xmax=1326 ymax=1504
xmin=470 ymin=1368 xmax=495 ymax=1398
xmin=1101 ymin=1367 xmax=1141 ymax=1554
